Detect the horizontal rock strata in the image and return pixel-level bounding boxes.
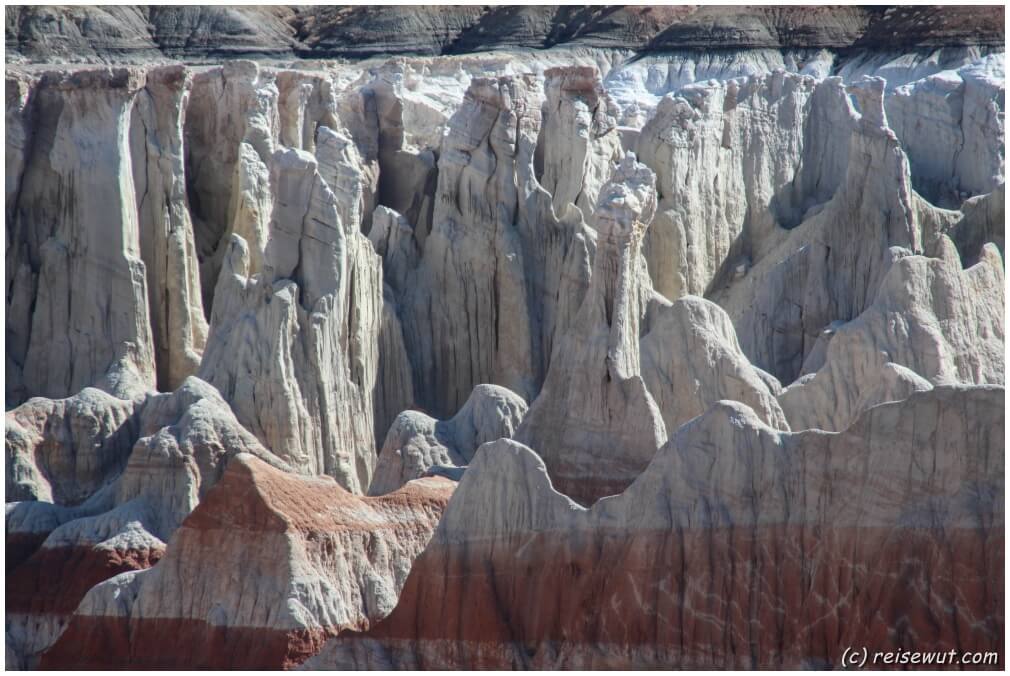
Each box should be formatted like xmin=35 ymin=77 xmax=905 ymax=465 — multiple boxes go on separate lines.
xmin=41 ymin=454 xmax=454 ymax=669
xmin=3 ymin=13 xmax=1005 ymax=670
xmin=309 ymin=386 xmax=1004 ymax=669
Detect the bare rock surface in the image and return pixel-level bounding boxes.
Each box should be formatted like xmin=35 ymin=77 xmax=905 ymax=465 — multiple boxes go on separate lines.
xmin=307 ymin=386 xmax=1004 ymax=669
xmin=515 ymin=154 xmax=666 ymax=504
xmin=641 ymin=295 xmax=788 ymax=434
xmin=7 ymin=67 xmax=155 ymax=406
xmin=5 ymin=377 xmax=288 ymax=668
xmin=780 ymin=240 xmax=1004 ymax=431
xmin=130 ymin=65 xmax=208 ymax=391
xmin=7 ymin=7 xmax=1003 ymax=63
xmin=369 ymin=384 xmax=527 ymax=496
xmin=3 ymin=12 xmax=1005 ymax=670
xmin=41 ymin=454 xmax=454 ymax=669
xmin=886 ymin=54 xmax=1004 ymax=207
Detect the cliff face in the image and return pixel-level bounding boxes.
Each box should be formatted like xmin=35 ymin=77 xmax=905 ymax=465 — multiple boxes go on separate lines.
xmin=6 ymin=6 xmax=1005 ymax=63
xmin=307 ymin=387 xmax=1004 ymax=670
xmin=4 ymin=6 xmax=1006 ymax=671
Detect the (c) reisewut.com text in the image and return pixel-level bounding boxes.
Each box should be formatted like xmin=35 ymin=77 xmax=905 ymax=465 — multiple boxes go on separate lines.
xmin=841 ymin=647 xmax=1000 ymax=668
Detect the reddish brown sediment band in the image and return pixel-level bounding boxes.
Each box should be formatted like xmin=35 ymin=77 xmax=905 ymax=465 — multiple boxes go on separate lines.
xmin=7 ymin=544 xmax=163 ymax=616
xmin=41 ymin=617 xmax=343 ymax=670
xmin=40 ymin=455 xmax=455 ymax=670
xmin=319 ymin=526 xmax=1003 ymax=670
xmin=6 ymin=532 xmax=51 ymax=572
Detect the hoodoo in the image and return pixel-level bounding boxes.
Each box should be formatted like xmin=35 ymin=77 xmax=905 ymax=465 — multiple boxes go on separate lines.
xmin=4 ymin=5 xmax=1005 ymax=671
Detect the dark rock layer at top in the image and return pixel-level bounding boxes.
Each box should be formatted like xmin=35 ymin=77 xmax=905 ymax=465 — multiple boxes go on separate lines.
xmin=6 ymin=5 xmax=1005 ymax=63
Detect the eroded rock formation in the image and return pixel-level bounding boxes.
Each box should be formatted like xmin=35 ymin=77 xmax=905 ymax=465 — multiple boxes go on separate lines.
xmin=370 ymin=384 xmax=528 ymax=496
xmin=4 ymin=10 xmax=1005 ymax=670
xmin=7 ymin=68 xmax=155 ymax=406
xmin=310 ymin=386 xmax=1004 ymax=669
xmin=515 ymin=154 xmax=666 ymax=504
xmin=41 ymin=454 xmax=454 ymax=670
xmin=6 ymin=377 xmax=288 ymax=668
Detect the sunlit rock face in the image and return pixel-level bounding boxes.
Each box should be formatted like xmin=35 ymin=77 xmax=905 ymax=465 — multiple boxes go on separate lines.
xmin=5 ymin=6 xmax=1005 ymax=671
xmin=307 ymin=387 xmax=1004 ymax=670
xmin=40 ymin=455 xmax=454 ymax=670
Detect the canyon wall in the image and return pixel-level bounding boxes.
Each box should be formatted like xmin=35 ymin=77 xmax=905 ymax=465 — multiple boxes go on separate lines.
xmin=5 ymin=6 xmax=1005 ymax=670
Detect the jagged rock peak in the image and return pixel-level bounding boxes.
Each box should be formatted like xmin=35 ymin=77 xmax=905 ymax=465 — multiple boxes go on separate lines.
xmin=515 ymin=153 xmax=666 ymax=505
xmin=369 ymin=384 xmax=528 ymax=496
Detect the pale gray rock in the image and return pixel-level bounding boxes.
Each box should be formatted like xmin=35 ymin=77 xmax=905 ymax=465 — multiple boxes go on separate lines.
xmin=381 ymin=69 xmax=608 ymax=420
xmin=635 ymin=71 xmax=853 ymax=303
xmin=369 ymin=206 xmax=421 ymax=297
xmin=6 ymin=376 xmax=287 ymax=532
xmin=886 ymin=56 xmax=1004 ymax=206
xmin=4 ymin=376 xmax=289 ymax=668
xmin=315 ymin=124 xmax=368 ymax=238
xmin=368 ymin=206 xmax=422 ymax=442
xmin=713 ymin=76 xmax=943 ymax=383
xmin=538 ymin=66 xmax=623 ymax=220
xmin=198 ymin=142 xmax=384 ymax=492
xmin=6 ymin=389 xmax=138 ymax=504
xmin=130 ymin=65 xmax=208 ymax=391
xmin=177 ymin=61 xmax=387 ymax=493
xmin=402 ymin=75 xmax=540 ymax=412
xmin=780 ymin=240 xmax=1004 ymax=431
xmin=516 ymin=154 xmax=667 ymax=505
xmin=517 ymin=153 xmax=792 ymax=505
xmin=946 ymin=182 xmax=1006 ymax=265
xmin=274 ymin=69 xmax=342 ymax=154
xmin=184 ymin=61 xmax=279 ymax=307
xmin=369 ymin=384 xmax=528 ymax=496
xmin=641 ymin=295 xmax=789 ymax=433
xmin=7 ymin=67 xmax=156 ymax=405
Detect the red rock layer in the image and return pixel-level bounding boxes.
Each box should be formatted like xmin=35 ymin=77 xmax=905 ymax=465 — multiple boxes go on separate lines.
xmin=6 ymin=532 xmax=49 ymax=572
xmin=41 ymin=456 xmax=455 ymax=670
xmin=325 ymin=525 xmax=1004 ymax=669
xmin=40 ymin=617 xmax=338 ymax=670
xmin=7 ymin=544 xmax=163 ymax=616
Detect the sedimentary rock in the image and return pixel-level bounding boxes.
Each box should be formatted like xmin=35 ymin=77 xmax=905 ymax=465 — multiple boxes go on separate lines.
xmin=369 ymin=384 xmax=528 ymax=496
xmin=946 ymin=182 xmax=1006 ymax=265
xmin=309 ymin=385 xmax=1004 ymax=669
xmin=7 ymin=7 xmax=1003 ymax=63
xmin=779 ymin=239 xmax=1004 ymax=431
xmin=183 ymin=61 xmax=279 ymax=306
xmin=42 ymin=454 xmax=454 ymax=669
xmin=129 ymin=65 xmax=208 ymax=391
xmin=517 ymin=153 xmax=795 ymax=504
xmin=6 ymin=389 xmax=138 ymax=505
xmin=538 ymin=66 xmax=622 ymax=220
xmin=399 ymin=75 xmax=541 ymax=414
xmin=7 ymin=67 xmax=155 ymax=405
xmin=197 ymin=146 xmax=383 ymax=492
xmin=886 ymin=55 xmax=1005 ymax=207
xmin=641 ymin=295 xmax=788 ymax=433
xmin=6 ymin=377 xmax=287 ymax=668
xmin=5 ymin=71 xmax=34 ymax=406
xmin=635 ymin=71 xmax=858 ymax=305
xmin=516 ymin=154 xmax=666 ymax=505
xmin=3 ymin=16 xmax=1005 ymax=671
xmin=713 ymin=76 xmax=957 ymax=383
xmin=190 ymin=67 xmax=386 ymax=491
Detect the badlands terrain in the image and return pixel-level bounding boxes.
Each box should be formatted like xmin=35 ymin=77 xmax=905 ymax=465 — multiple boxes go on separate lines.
xmin=4 ymin=5 xmax=1006 ymax=670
